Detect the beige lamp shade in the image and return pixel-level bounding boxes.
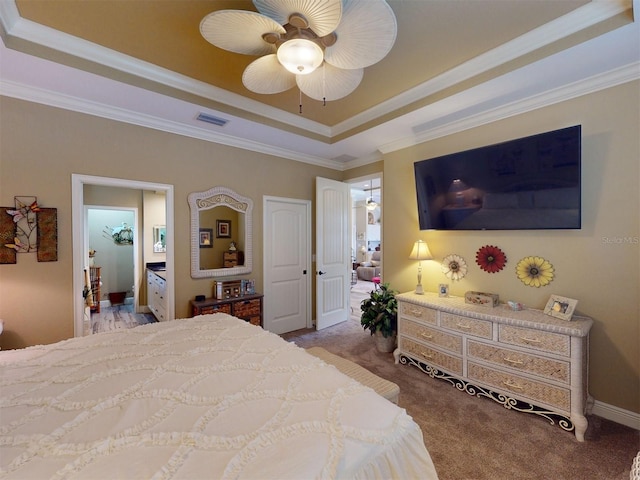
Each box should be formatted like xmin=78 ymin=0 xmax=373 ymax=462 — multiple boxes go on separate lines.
xmin=409 ymin=240 xmax=433 ymax=261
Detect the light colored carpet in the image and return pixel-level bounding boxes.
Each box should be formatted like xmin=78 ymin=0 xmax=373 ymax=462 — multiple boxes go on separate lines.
xmin=282 ymin=312 xmax=639 ymax=480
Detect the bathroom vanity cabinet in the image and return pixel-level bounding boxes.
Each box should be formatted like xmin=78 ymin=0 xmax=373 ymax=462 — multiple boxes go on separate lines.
xmin=146 ymin=268 xmax=167 ymax=321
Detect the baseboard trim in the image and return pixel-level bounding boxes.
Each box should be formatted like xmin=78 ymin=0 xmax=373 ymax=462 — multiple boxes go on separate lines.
xmin=99 ymin=298 xmax=134 ymax=308
xmin=592 ymin=400 xmax=640 ymax=430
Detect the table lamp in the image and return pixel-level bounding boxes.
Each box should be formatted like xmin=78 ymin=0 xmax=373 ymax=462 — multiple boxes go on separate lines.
xmin=409 ymin=240 xmax=433 ymax=294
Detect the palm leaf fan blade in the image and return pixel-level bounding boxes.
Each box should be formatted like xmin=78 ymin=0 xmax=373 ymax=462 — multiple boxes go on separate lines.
xmin=297 ymin=63 xmax=363 ymax=101
xmin=200 ymin=10 xmax=284 ymax=55
xmin=324 ymin=0 xmax=397 ymax=70
xmin=243 ymin=54 xmax=296 ymax=94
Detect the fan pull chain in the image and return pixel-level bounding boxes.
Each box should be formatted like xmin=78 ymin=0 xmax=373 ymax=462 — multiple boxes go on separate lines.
xmin=299 ymin=88 xmax=303 ymax=114
xmin=322 ymin=64 xmax=327 ymax=106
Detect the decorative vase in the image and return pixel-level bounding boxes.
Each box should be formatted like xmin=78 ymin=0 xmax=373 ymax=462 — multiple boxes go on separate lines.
xmin=375 ymin=330 xmax=397 ymax=353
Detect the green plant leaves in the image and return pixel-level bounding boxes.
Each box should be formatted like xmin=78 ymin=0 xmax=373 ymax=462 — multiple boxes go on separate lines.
xmin=360 ymin=283 xmax=398 ymax=338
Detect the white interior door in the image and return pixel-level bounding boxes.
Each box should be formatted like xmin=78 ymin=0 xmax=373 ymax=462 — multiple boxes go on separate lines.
xmin=315 ymin=177 xmax=350 ymax=330
xmin=263 ymin=197 xmax=311 ymax=334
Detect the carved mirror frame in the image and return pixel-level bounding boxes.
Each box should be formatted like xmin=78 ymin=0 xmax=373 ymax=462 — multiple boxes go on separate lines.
xmin=188 ymin=186 xmax=253 ymax=278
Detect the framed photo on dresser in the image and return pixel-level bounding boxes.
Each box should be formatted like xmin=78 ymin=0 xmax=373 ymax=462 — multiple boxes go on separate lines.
xmin=544 ymin=295 xmax=578 ymax=321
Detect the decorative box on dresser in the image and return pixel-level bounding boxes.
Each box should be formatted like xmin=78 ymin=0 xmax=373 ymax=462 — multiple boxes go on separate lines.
xmin=394 ymin=292 xmax=593 ymax=441
xmin=190 ymin=293 xmax=263 ymax=327
xmin=223 ymin=251 xmax=244 ymax=268
xmin=146 ymin=269 xmax=167 ymax=321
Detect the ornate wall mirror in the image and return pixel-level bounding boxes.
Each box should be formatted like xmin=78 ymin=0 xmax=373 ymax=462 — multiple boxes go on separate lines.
xmin=188 ymin=186 xmax=253 ymax=278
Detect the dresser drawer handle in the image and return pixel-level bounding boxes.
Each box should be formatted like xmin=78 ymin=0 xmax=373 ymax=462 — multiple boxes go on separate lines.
xmin=420 ymin=332 xmax=433 ymax=340
xmin=456 ymin=323 xmax=472 ymax=330
xmin=503 ymin=380 xmax=524 ymax=391
xmin=409 ymin=308 xmax=423 ymax=317
xmin=520 ymin=336 xmax=541 ymax=344
xmin=503 ymin=357 xmax=524 ymax=366
xmin=421 ymin=351 xmax=434 ymax=360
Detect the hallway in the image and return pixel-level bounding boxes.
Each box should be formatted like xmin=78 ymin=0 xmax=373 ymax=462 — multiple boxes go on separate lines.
xmin=86 ymin=303 xmax=157 ymax=334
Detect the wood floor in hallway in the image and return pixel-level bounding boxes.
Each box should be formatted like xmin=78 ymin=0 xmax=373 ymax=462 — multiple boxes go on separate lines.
xmin=88 ymin=303 xmax=157 ymax=334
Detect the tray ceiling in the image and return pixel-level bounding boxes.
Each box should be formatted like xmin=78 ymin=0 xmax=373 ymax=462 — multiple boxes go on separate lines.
xmin=1 ymin=0 xmax=637 ymax=167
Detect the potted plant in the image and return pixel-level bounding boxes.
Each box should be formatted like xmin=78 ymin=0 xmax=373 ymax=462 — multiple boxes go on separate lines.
xmin=360 ymin=282 xmax=398 ymax=353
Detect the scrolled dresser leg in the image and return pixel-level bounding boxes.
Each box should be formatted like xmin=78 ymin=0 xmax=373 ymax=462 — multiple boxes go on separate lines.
xmin=393 ymin=348 xmax=400 ymax=364
xmin=572 ymin=413 xmax=588 ymax=442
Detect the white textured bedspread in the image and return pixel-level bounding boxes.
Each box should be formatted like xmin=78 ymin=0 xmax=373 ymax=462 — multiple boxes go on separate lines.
xmin=0 ymin=314 xmax=437 ymax=479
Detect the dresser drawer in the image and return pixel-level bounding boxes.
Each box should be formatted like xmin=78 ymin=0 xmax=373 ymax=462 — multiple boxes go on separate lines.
xmin=190 ymin=294 xmax=263 ymax=328
xmin=400 ymin=337 xmax=463 ymax=375
xmin=233 ymin=298 xmax=261 ymax=318
xmin=197 ymin=303 xmax=232 ymax=316
xmin=468 ymin=362 xmax=570 ymax=412
xmin=499 ymin=325 xmax=570 ymax=357
xmin=399 ymin=302 xmax=437 ymax=325
xmin=153 ymin=275 xmax=166 ymax=290
xmin=440 ymin=312 xmax=492 ymax=339
xmin=151 ymin=303 xmax=167 ymax=322
xmin=401 ymin=319 xmax=462 ymax=354
xmin=467 ymin=340 xmax=570 ymax=384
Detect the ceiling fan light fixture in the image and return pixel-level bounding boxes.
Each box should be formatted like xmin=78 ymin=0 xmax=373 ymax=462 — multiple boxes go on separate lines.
xmin=277 ymin=38 xmax=324 ymax=75
xmin=201 ymin=0 xmax=396 ymax=104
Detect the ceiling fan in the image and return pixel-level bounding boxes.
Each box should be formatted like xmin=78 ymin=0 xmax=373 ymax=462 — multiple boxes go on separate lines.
xmin=200 ymin=0 xmax=397 ymax=104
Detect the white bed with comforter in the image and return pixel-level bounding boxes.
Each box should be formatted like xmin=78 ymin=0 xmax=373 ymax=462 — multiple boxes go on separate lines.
xmin=0 ymin=314 xmax=438 ymax=479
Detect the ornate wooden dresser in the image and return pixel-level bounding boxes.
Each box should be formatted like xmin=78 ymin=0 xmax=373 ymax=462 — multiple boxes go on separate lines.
xmin=395 ymin=292 xmax=593 ymax=441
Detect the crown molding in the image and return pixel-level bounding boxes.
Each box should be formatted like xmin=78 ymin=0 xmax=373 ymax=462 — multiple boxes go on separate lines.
xmin=0 ymin=1 xmax=332 ymax=139
xmin=332 ymin=0 xmax=633 ymax=136
xmin=377 ymin=61 xmax=640 ymax=155
xmin=0 ymin=78 xmax=341 ymax=170
xmin=3 ymin=59 xmax=637 ymax=171
xmin=2 ymin=0 xmax=637 ymax=170
xmin=1 ymin=0 xmax=631 ymax=142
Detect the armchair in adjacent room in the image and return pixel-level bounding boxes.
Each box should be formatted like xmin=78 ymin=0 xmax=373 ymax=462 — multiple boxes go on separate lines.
xmin=356 ymin=250 xmax=381 ymax=281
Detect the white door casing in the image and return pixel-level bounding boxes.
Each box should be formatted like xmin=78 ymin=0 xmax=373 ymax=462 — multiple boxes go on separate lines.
xmin=315 ymin=177 xmax=350 ymax=330
xmin=72 ymin=174 xmax=174 ymax=337
xmin=263 ymin=196 xmax=311 ymax=334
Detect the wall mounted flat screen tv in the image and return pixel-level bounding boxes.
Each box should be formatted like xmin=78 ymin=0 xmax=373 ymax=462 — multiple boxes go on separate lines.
xmin=414 ymin=125 xmax=581 ymax=230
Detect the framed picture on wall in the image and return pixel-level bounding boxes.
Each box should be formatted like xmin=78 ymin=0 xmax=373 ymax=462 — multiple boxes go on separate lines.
xmin=217 ymin=220 xmax=231 ymax=238
xmin=199 ymin=228 xmax=213 ymax=248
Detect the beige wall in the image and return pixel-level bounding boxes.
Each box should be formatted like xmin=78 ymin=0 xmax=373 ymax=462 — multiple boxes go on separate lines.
xmin=375 ymin=81 xmax=639 ymax=413
xmin=0 ymin=97 xmax=341 ymax=348
xmin=1 ymin=80 xmax=638 ymax=414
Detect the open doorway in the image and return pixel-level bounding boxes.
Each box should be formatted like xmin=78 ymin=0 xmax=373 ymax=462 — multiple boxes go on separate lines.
xmin=348 ymin=175 xmax=382 ymax=308
xmin=71 ymin=174 xmax=174 ymax=338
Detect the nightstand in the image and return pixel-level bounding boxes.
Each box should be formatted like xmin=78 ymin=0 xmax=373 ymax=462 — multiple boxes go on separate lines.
xmin=190 ymin=293 xmax=263 ymax=327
